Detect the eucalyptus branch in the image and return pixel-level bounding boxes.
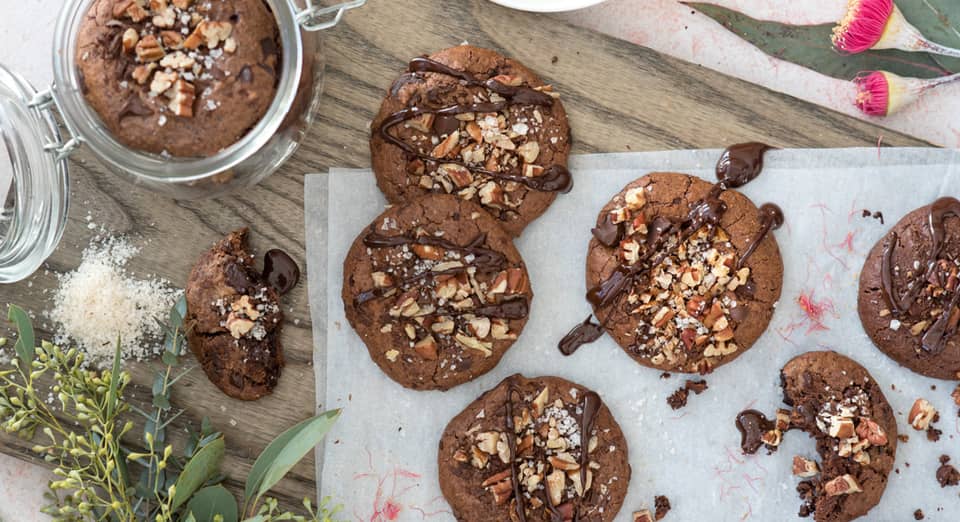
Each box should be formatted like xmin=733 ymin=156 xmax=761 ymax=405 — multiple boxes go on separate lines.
xmin=1 ymin=301 xmax=343 ymax=522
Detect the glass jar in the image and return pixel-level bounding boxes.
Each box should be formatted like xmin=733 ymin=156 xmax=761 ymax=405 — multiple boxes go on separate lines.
xmin=0 ymin=0 xmax=364 ymax=283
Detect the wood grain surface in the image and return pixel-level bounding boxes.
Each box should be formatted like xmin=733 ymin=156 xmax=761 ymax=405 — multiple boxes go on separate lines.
xmin=0 ymin=0 xmax=930 ymax=513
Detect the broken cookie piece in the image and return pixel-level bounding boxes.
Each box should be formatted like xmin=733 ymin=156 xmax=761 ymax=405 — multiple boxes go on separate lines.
xmin=185 ymin=228 xmax=299 ymax=400
xmin=735 ymin=351 xmax=897 ymax=522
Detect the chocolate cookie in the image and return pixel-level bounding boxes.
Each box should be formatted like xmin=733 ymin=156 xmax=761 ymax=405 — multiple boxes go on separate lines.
xmin=569 ymin=167 xmax=783 ymax=374
xmin=342 ymin=195 xmax=533 ymax=391
xmin=76 ymin=0 xmax=281 ymax=157
xmin=438 ymin=374 xmax=631 ymax=521
xmin=736 ymin=351 xmax=897 ymax=522
xmin=369 ymin=45 xmax=573 ymax=237
xmin=186 ymin=229 xmax=297 ymax=400
xmin=858 ymin=198 xmax=960 ymax=380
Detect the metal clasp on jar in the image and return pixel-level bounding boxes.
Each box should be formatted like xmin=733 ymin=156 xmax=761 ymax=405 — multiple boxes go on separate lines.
xmin=296 ymin=0 xmax=366 ymax=31
xmin=28 ymin=87 xmax=82 ymax=162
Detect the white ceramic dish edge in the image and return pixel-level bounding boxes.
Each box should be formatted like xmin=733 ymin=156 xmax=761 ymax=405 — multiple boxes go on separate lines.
xmin=488 ymin=0 xmax=606 ymax=13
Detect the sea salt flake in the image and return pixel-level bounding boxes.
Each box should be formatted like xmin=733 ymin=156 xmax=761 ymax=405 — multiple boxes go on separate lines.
xmin=47 ymin=236 xmax=181 ymax=366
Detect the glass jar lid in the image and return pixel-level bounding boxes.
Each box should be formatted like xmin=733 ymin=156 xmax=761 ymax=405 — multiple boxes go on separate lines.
xmin=0 ymin=64 xmax=70 ymax=283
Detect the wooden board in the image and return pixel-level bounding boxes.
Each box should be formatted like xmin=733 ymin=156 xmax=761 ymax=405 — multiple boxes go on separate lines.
xmin=0 ymin=0 xmax=930 ymax=513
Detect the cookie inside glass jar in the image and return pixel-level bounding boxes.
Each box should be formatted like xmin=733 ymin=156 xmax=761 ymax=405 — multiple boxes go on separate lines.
xmin=75 ymin=0 xmax=281 ymax=157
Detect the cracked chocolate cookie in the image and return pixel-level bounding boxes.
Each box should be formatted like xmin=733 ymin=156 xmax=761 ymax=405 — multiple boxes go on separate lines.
xmin=438 ymin=374 xmax=630 ymax=521
xmin=186 ymin=228 xmax=299 ymax=400
xmin=76 ymin=0 xmax=281 ymax=157
xmin=370 ymin=44 xmax=573 ymax=237
xmin=342 ymin=194 xmax=533 ymax=391
xmin=858 ymin=198 xmax=960 ymax=380
xmin=562 ymin=151 xmax=784 ymax=374
xmin=736 ymin=351 xmax=897 ymax=522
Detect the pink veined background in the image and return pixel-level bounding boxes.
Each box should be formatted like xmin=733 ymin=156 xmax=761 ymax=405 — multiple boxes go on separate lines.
xmin=1 ymin=0 xmax=957 ymax=519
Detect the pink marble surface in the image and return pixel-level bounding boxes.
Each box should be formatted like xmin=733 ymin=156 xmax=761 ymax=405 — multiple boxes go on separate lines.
xmin=561 ymin=0 xmax=960 ymax=147
xmin=0 ymin=453 xmax=50 ymax=521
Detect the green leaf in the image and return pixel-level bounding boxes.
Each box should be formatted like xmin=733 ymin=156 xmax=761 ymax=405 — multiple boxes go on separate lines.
xmin=186 ymin=485 xmax=238 ymax=522
xmin=171 ymin=436 xmax=225 ymax=511
xmin=7 ymin=305 xmax=34 ymax=367
xmin=685 ymin=2 xmax=954 ymax=79
xmin=161 ymin=350 xmax=180 ymax=366
xmin=170 ymin=295 xmax=187 ymax=330
xmin=244 ymin=410 xmax=341 ymax=506
xmin=106 ymin=337 xmax=123 ymax=419
xmin=896 ymin=0 xmax=960 ymax=72
xmin=152 ymin=395 xmax=171 ymax=410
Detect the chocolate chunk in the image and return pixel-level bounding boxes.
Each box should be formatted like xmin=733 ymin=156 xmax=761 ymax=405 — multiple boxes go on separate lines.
xmin=118 ymin=96 xmax=153 ymax=120
xmin=239 ymin=65 xmax=253 ymax=83
xmin=262 ymin=249 xmax=300 ymax=295
xmin=432 ymin=114 xmax=460 ymax=137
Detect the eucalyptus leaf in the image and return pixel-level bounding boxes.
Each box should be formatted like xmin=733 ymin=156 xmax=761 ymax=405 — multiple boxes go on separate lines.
xmin=186 ymin=485 xmax=238 ymax=522
xmin=170 ymin=295 xmax=187 ymax=329
xmin=7 ymin=305 xmax=35 ymax=367
xmin=896 ymin=0 xmax=960 ymax=72
xmin=685 ymin=2 xmax=954 ymax=79
xmin=106 ymin=337 xmax=122 ymax=419
xmin=153 ymin=373 xmax=166 ymax=396
xmin=244 ymin=409 xmax=341 ymax=506
xmin=161 ymin=350 xmax=180 ymax=366
xmin=171 ymin=436 xmax=225 ymax=511
xmin=152 ymin=395 xmax=171 ymax=410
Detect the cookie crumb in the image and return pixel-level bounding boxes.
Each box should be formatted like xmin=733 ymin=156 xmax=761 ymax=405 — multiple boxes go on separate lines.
xmin=685 ymin=379 xmax=708 ymax=394
xmin=937 ymin=455 xmax=959 ymax=487
xmin=927 ymin=426 xmax=942 ymax=442
xmin=861 ymin=209 xmax=884 ymax=224
xmin=667 ymin=380 xmax=708 ymax=410
xmin=666 ymin=387 xmax=688 ymax=410
xmin=913 ymin=509 xmax=924 ymax=520
xmin=654 ymin=495 xmax=671 ymax=520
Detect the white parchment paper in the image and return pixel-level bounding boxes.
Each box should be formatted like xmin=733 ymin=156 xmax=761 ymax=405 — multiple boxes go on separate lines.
xmin=308 ymin=149 xmax=960 ymax=521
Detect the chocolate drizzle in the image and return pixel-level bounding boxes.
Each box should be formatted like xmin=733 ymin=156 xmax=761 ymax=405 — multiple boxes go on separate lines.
xmin=735 ymin=409 xmax=775 ymax=455
xmin=504 ymin=386 xmax=527 ymax=522
xmin=574 ymin=392 xmax=602 ymax=522
xmin=716 ymin=142 xmax=772 ymax=188
xmin=354 ymin=231 xmax=529 ymax=320
xmin=558 ymin=143 xmax=781 ymax=357
xmin=502 ymin=381 xmax=603 ymax=521
xmin=376 ymin=57 xmax=573 ymax=194
xmin=558 ymin=317 xmax=605 ymax=356
xmin=363 ymin=232 xmax=505 ymax=268
xmin=880 ymin=197 xmax=960 ymax=353
xmin=737 ymin=203 xmax=784 ymax=269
